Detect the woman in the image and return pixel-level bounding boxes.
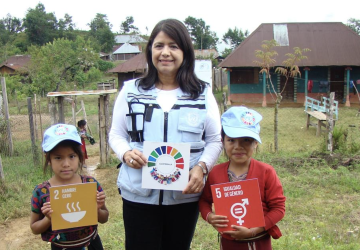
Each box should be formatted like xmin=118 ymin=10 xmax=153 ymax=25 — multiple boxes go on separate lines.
xmin=109 ymin=19 xmax=222 ymax=250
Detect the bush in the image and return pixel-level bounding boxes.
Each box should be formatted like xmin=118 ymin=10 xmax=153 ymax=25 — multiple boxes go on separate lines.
xmin=86 ymin=67 xmax=102 ymax=83
xmin=96 ymin=59 xmax=115 ymax=72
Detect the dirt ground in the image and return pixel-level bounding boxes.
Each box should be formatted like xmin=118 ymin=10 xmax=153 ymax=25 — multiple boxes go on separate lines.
xmin=0 ymin=155 xmax=110 ymax=250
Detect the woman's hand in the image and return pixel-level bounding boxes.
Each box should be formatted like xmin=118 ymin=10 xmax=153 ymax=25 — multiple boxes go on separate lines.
xmin=207 ymin=212 xmax=229 ymax=229
xmin=41 ymin=202 xmax=53 ymax=220
xmin=123 ymin=149 xmax=147 ymax=169
xmin=183 ymin=165 xmax=204 ymax=194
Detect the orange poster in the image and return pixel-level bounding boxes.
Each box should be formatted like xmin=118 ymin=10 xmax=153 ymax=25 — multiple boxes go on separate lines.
xmin=210 ymin=178 xmax=265 ymax=232
xmin=50 ymin=182 xmax=98 ymax=230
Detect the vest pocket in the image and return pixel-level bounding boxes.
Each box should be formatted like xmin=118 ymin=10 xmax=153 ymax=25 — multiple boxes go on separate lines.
xmin=118 ymin=165 xmax=152 ymax=197
xmin=178 ymin=108 xmax=206 ymax=142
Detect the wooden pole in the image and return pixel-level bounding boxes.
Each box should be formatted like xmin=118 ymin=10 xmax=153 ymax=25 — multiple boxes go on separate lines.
xmin=0 ymin=155 xmax=4 ymax=180
xmin=57 ymin=96 xmax=65 ymax=123
xmin=98 ymin=96 xmax=106 ymax=166
xmin=327 ymin=92 xmax=335 ymax=153
xmin=49 ymin=98 xmax=57 ymax=125
xmin=1 ymin=77 xmax=13 ymax=156
xmin=104 ymin=94 xmax=110 ymax=164
xmin=28 ymin=97 xmax=39 ymax=166
xmin=39 ymin=98 xmax=44 ymax=168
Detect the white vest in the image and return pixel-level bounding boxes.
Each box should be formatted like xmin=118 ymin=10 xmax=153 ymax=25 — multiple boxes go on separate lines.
xmin=117 ymin=79 xmax=208 ymax=205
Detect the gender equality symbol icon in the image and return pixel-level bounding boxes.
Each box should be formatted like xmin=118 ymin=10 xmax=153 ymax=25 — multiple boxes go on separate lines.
xmin=230 ymin=198 xmax=249 ymax=225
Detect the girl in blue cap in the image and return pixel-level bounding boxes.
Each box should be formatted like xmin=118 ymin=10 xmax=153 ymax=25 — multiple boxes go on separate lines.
xmin=199 ymin=107 xmax=286 ymax=250
xmin=30 ymin=124 xmax=109 ymax=250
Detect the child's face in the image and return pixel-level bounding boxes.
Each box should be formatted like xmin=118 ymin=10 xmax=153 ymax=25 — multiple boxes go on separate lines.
xmin=223 ymin=135 xmax=258 ymax=167
xmin=49 ymin=145 xmax=80 ymax=182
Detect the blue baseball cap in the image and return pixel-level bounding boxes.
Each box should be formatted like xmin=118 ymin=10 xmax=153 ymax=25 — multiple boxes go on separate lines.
xmin=42 ymin=124 xmax=82 ymax=152
xmin=221 ymin=107 xmax=262 ymax=143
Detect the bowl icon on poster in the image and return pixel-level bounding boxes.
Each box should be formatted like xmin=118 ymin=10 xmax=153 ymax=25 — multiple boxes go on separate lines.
xmin=61 ymin=202 xmax=86 ymax=222
xmin=61 ymin=211 xmax=86 ymax=222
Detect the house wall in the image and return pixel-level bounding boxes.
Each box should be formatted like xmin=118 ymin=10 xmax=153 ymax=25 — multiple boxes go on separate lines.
xmin=229 ymin=66 xmax=360 ymax=104
xmin=113 ymin=53 xmax=139 ymax=61
xmin=0 ymin=67 xmax=15 ymax=75
xmin=117 ymin=72 xmax=144 ymax=91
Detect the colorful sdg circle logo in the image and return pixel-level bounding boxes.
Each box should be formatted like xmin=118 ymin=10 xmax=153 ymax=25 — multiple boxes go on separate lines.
xmin=147 ymin=146 xmax=184 ymax=185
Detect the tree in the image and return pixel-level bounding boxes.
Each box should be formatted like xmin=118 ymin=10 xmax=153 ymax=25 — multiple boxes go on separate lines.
xmin=347 ymin=18 xmax=360 ymax=35
xmin=27 ymin=37 xmax=99 ymax=95
xmin=23 ymin=3 xmax=58 ymax=45
xmin=88 ymin=13 xmax=115 ymax=53
xmin=222 ymin=27 xmax=249 ymax=49
xmin=184 ymin=16 xmax=218 ymax=50
xmin=58 ymin=13 xmax=76 ymax=40
xmin=0 ymin=14 xmax=23 ymax=46
xmin=2 ymin=14 xmax=23 ymax=34
xmin=254 ymin=40 xmax=310 ymax=152
xmin=221 ymin=48 xmax=233 ymax=58
xmin=120 ymin=16 xmax=139 ymax=34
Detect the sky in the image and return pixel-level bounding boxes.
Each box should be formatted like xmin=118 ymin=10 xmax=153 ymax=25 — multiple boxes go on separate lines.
xmin=1 ymin=0 xmax=359 ymax=52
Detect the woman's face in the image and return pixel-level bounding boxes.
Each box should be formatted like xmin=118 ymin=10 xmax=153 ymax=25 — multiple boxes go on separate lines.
xmin=223 ymin=135 xmax=258 ymax=168
xmin=151 ymin=31 xmax=184 ymax=79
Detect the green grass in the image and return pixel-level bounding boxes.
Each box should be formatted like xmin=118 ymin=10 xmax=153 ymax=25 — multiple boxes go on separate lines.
xmin=1 ymin=98 xmax=360 ymax=249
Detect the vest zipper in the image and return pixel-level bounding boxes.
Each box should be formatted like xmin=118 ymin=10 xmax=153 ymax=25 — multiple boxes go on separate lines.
xmin=163 ymin=112 xmax=168 ymax=142
xmin=159 ymin=111 xmax=169 ymax=205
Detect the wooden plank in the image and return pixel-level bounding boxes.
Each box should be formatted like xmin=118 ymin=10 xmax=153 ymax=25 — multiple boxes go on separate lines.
xmin=305 ymin=111 xmax=327 ymax=121
xmin=47 ymin=89 xmax=117 ymax=97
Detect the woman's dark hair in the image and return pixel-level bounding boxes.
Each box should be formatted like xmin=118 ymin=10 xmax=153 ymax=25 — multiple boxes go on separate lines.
xmin=221 ymin=128 xmax=226 ymax=140
xmin=43 ymin=140 xmax=84 ymax=175
xmin=77 ymin=119 xmax=86 ymax=128
xmin=138 ymin=18 xmax=207 ymax=99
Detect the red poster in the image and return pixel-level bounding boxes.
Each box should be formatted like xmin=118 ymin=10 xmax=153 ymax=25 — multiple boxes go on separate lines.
xmin=210 ymin=178 xmax=265 ymax=232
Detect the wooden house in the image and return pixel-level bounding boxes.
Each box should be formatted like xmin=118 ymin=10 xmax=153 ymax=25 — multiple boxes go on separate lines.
xmin=219 ymin=23 xmax=360 ymax=106
xmin=112 ymin=43 xmax=141 ymax=61
xmin=0 ymin=55 xmax=30 ymax=75
xmin=107 ymin=53 xmax=147 ymax=90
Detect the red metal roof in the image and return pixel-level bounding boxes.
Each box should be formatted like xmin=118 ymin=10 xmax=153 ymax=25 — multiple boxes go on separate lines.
xmin=107 ymin=53 xmax=147 ymax=73
xmin=219 ymin=22 xmax=360 ymax=68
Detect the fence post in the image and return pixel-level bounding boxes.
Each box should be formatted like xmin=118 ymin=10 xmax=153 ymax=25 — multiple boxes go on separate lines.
xmin=34 ymin=94 xmax=38 ymax=140
xmin=1 ymin=77 xmax=13 ymax=156
xmin=0 ymin=155 xmax=4 ymax=180
xmin=49 ymin=98 xmax=57 ymax=125
xmin=98 ymin=96 xmax=106 ymax=166
xmin=104 ymin=94 xmax=110 ymax=164
xmin=327 ymin=92 xmax=335 ymax=153
xmin=28 ymin=97 xmax=39 ymax=166
xmin=57 ymin=96 xmax=65 ymax=123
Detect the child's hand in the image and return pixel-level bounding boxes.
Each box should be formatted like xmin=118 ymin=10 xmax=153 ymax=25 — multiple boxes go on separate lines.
xmin=41 ymin=202 xmax=53 ymax=220
xmin=207 ymin=212 xmax=229 ymax=229
xmin=223 ymin=225 xmax=254 ymax=240
xmin=97 ymin=191 xmax=106 ymax=209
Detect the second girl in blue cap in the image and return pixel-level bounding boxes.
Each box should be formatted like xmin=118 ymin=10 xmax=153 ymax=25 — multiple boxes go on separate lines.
xmin=199 ymin=106 xmax=286 ymax=250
